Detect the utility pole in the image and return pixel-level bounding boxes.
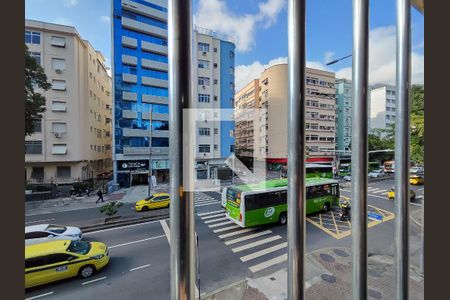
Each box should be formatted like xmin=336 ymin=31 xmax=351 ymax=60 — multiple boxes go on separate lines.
xmin=148 ymin=106 xmax=153 ymax=197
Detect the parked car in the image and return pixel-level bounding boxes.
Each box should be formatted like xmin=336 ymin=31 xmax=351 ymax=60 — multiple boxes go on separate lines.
xmin=410 ymin=166 xmax=424 ymax=174
xmin=343 ymin=175 xmax=351 ymax=182
xmin=25 ymin=240 xmax=109 ymax=288
xmin=25 ymin=224 xmax=82 ymax=246
xmin=387 ymin=188 xmax=416 ymax=201
xmin=135 ymin=193 xmax=170 ymax=211
xmin=368 ymin=169 xmax=385 ymax=178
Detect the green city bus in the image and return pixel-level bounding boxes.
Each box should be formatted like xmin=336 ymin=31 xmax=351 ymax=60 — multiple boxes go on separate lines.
xmin=225 ymin=177 xmax=340 ymax=228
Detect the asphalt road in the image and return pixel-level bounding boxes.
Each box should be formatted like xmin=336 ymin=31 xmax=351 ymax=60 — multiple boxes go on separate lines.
xmin=25 ymin=179 xmax=424 ymax=300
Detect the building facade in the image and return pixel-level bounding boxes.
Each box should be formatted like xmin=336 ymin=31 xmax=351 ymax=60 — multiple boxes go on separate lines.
xmin=335 ymin=78 xmax=352 ymax=151
xmin=112 ymin=0 xmax=235 ymax=186
xmin=369 ymin=84 xmax=397 ymax=134
xmin=193 ymin=26 xmax=235 ymax=180
xmin=234 ymin=64 xmax=337 ymax=168
xmin=25 ymin=20 xmax=113 ymax=184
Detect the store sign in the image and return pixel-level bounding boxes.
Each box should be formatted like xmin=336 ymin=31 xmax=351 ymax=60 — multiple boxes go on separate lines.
xmin=118 ymin=160 xmax=149 ymax=171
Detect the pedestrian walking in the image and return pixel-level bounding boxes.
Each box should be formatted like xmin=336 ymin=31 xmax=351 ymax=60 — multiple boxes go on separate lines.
xmin=70 ymin=187 xmax=76 ymax=200
xmin=96 ymin=189 xmax=104 ymax=203
xmin=85 ymin=187 xmax=91 ymax=197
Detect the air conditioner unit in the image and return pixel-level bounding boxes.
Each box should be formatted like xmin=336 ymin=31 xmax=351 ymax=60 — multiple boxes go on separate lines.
xmin=55 ymin=69 xmax=63 ymax=74
xmin=54 ymin=132 xmax=62 ymax=138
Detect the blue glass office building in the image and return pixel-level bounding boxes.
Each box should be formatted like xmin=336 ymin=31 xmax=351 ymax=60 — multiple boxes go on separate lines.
xmin=112 ymin=0 xmax=170 ymax=186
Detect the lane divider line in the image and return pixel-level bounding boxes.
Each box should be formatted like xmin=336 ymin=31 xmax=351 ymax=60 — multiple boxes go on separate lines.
xmin=25 ymin=292 xmax=54 ymax=300
xmin=82 ymin=276 xmax=107 ymax=285
xmin=109 ymin=235 xmax=165 ymax=249
xmin=130 ymin=264 xmax=151 ymax=272
xmin=25 ymin=218 xmax=55 ymax=225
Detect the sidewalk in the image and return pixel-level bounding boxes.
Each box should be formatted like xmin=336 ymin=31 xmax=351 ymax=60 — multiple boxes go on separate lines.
xmin=201 ymin=247 xmax=424 ymax=300
xmin=25 ymin=183 xmax=170 ymax=216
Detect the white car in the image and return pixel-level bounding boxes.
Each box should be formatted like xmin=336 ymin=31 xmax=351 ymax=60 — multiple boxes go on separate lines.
xmin=410 ymin=167 xmax=424 ymax=174
xmin=343 ymin=175 xmax=351 ymax=182
xmin=25 ymin=224 xmax=82 ymax=245
xmin=368 ymin=169 xmax=385 ymax=178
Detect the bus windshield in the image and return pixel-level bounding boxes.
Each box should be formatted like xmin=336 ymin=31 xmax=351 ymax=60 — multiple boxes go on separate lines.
xmin=226 ymin=188 xmax=241 ymax=207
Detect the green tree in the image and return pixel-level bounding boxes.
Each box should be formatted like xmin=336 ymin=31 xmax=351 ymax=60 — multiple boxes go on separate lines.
xmin=25 ymin=45 xmax=51 ymax=136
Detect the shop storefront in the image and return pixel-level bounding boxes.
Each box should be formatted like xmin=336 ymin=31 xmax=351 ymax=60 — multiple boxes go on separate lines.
xmin=116 ymin=159 xmax=169 ymax=187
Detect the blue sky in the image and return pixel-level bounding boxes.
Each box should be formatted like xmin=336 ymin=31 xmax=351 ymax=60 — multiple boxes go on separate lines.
xmin=25 ymin=0 xmax=424 ymax=89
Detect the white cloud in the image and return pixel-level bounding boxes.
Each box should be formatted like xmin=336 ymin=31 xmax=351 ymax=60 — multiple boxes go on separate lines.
xmin=194 ymin=0 xmax=286 ymax=52
xmin=324 ymin=51 xmax=335 ymax=64
xmin=100 ymin=16 xmax=110 ymax=24
xmin=63 ymin=0 xmax=78 ymax=7
xmin=235 ymin=57 xmax=331 ymax=91
xmin=335 ymin=25 xmax=424 ymax=85
xmin=52 ymin=17 xmax=73 ymax=26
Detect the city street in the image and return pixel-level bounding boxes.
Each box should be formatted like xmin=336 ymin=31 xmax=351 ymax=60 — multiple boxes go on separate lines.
xmin=25 ymin=179 xmax=424 ymax=300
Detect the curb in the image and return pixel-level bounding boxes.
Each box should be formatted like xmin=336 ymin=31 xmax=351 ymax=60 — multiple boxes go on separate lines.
xmin=80 ymin=213 xmax=170 ymax=233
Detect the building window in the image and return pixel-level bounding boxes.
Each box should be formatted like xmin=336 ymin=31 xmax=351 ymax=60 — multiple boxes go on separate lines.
xmin=56 ymin=166 xmax=71 ymax=178
xmin=198 ymin=77 xmax=210 ymax=86
xmin=31 ymin=119 xmax=42 ymax=133
xmin=52 ymin=122 xmax=67 ymax=134
xmin=198 ymin=94 xmax=210 ymax=103
xmin=214 ymin=79 xmax=218 ymax=85
xmin=29 ymin=52 xmax=41 ymax=65
xmin=214 ymin=144 xmax=218 ymax=150
xmin=229 ymin=67 xmax=234 ymax=75
xmin=229 ymin=50 xmax=235 ymax=59
xmin=31 ymin=167 xmax=44 ymax=179
xmin=52 ymin=144 xmax=67 ymax=155
xmin=52 ymin=101 xmax=67 ymax=112
xmin=213 ymin=47 xmax=217 ymax=52
xmin=213 ymin=63 xmax=218 ymax=68
xmin=198 ymin=59 xmax=210 ymax=69
xmin=214 ymin=96 xmax=218 ymax=101
xmin=51 ymin=36 xmax=66 ymax=48
xmin=25 ymin=141 xmax=42 ymax=154
xmin=25 ymin=31 xmax=40 ymax=44
xmin=230 ymin=145 xmax=235 ymax=153
xmin=52 ymin=80 xmax=66 ymax=91
xmin=214 ymin=128 xmax=218 ymax=134
xmin=199 ymin=144 xmax=210 ymax=153
xmin=199 ymin=127 xmax=210 ymax=136
xmin=52 ymin=58 xmax=66 ymax=70
xmin=198 ymin=42 xmax=210 ymax=52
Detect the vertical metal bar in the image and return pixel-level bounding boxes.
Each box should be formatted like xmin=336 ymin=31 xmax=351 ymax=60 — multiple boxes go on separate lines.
xmin=148 ymin=107 xmax=153 ymax=197
xmin=287 ymin=0 xmax=306 ymax=299
xmin=395 ymin=0 xmax=411 ymax=298
xmin=351 ymin=0 xmax=369 ymax=299
xmin=168 ymin=0 xmax=195 ymax=299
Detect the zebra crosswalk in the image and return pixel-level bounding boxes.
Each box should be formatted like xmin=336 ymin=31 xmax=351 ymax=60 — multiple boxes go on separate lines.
xmin=198 ymin=211 xmax=288 ymax=274
xmin=342 ymin=186 xmax=390 ymax=196
xmin=194 ymin=193 xmax=221 ymax=207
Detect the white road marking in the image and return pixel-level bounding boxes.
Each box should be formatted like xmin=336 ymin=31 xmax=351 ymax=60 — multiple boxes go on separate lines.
xmin=224 ymin=230 xmax=272 ymax=245
xmin=160 ymin=220 xmax=171 ymax=244
xmin=82 ymin=276 xmax=107 ymax=285
xmin=194 ymin=199 xmax=217 ymax=205
xmin=208 ymin=220 xmax=234 ymax=228
xmin=410 ymin=202 xmax=423 ymax=207
xmin=109 ymin=235 xmax=165 ymax=249
xmin=249 ymin=253 xmax=287 ymax=273
xmin=200 ymin=213 xmax=225 ymax=220
xmin=367 ymin=194 xmax=389 ymax=199
xmin=83 ymin=219 xmax=168 ymax=235
xmin=195 ymin=202 xmax=219 ymax=207
xmin=204 ymin=217 xmax=228 ymax=224
xmin=232 ymin=236 xmax=282 ymax=253
xmin=25 ymin=292 xmax=54 ymax=300
xmin=25 ymin=218 xmax=56 ymax=225
xmin=240 ymin=242 xmax=288 ymax=262
xmin=197 ymin=210 xmax=223 ymax=216
xmin=213 ymin=224 xmax=240 ymax=233
xmin=218 ymin=228 xmax=255 ymax=239
xmin=129 ymin=264 xmax=151 ymax=272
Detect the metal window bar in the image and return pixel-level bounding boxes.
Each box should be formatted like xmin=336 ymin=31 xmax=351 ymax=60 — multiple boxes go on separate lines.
xmin=168 ymin=1 xmax=196 ymax=299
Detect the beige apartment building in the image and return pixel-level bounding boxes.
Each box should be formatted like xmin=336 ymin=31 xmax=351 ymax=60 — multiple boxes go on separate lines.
xmin=25 ymin=20 xmax=112 ymax=184
xmin=234 ymin=64 xmax=336 ymax=166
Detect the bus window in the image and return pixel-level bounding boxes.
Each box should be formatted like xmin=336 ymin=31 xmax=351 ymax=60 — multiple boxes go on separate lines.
xmin=245 ymin=191 xmax=283 ymax=211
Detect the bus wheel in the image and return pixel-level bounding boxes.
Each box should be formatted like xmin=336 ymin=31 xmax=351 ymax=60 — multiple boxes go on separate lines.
xmin=279 ymin=212 xmax=287 ymax=225
xmin=323 ymin=203 xmax=330 ymax=213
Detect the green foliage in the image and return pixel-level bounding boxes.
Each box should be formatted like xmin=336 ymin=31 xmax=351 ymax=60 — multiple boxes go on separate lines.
xmin=99 ymin=201 xmax=124 ymax=217
xmin=73 ymin=182 xmax=92 ymax=192
xmin=25 ymin=45 xmax=51 ymax=136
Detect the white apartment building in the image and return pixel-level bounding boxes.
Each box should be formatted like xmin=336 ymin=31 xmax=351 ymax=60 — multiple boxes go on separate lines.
xmin=193 ymin=27 xmax=235 ymax=179
xmin=25 ymin=20 xmax=112 ymax=184
xmin=369 ymin=84 xmax=397 ymax=134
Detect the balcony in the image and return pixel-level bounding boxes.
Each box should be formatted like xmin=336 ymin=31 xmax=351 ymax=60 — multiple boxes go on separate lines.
xmin=122 ymin=17 xmax=167 ymax=39
xmin=141 ymin=41 xmax=168 ymax=55
xmin=142 ymin=58 xmax=168 ymax=72
xmin=122 ymin=128 xmax=169 ymax=138
xmin=122 ymin=0 xmax=167 ymax=22
xmin=142 ymin=94 xmax=168 ymax=104
xmin=122 ymin=73 xmax=137 ymax=84
xmin=123 ymin=146 xmax=169 ymax=156
xmin=142 ymin=76 xmax=168 ymax=88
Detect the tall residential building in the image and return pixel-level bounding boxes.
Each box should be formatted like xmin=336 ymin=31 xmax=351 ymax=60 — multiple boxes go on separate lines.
xmin=335 ymin=79 xmax=352 ymax=151
xmin=193 ymin=27 xmax=236 ymax=180
xmin=234 ymin=64 xmax=336 ymax=167
xmin=112 ymin=0 xmax=235 ymax=186
xmin=369 ymin=84 xmax=397 ymax=134
xmin=25 ymin=20 xmax=113 ymax=184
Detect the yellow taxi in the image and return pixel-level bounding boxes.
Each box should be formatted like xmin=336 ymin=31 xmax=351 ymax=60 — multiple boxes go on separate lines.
xmin=410 ymin=175 xmax=424 ymax=185
xmin=387 ymin=188 xmax=416 ymax=201
xmin=135 ymin=193 xmax=170 ymax=211
xmin=25 ymin=240 xmax=109 ymax=289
